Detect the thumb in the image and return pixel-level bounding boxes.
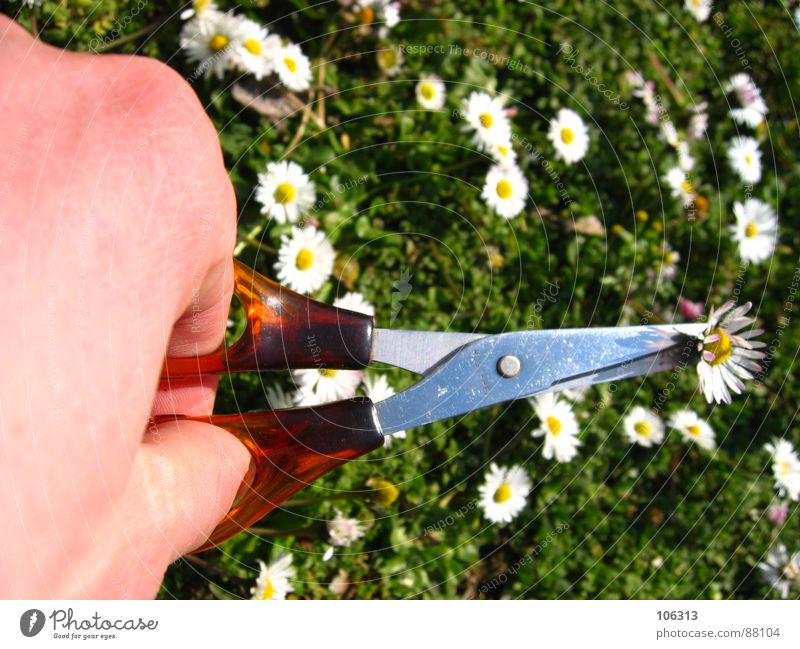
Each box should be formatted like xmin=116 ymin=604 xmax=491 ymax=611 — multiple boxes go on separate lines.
xmin=116 ymin=419 xmax=250 ymax=596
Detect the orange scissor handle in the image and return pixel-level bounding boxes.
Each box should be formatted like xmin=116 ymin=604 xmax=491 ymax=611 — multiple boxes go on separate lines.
xmin=162 ymin=260 xmax=376 ymax=377
xmin=157 ymin=398 xmax=384 ymax=552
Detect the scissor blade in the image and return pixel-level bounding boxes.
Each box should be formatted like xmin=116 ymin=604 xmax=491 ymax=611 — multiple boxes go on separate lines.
xmin=374 ymin=323 xmax=706 ymax=435
xmin=372 ymin=328 xmax=487 ymax=374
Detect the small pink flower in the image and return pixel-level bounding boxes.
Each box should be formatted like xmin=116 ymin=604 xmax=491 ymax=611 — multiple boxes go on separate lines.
xmin=767 ymin=503 xmax=789 ymax=526
xmin=679 ymin=297 xmax=706 ymax=319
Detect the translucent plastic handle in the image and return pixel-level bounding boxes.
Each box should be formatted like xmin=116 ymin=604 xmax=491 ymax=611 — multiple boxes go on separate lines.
xmin=162 ymin=260 xmax=375 ymax=376
xmin=158 ymin=397 xmax=384 ymax=552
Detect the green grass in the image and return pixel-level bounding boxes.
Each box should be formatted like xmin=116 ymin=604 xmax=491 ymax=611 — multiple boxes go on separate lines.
xmin=8 ymin=0 xmax=799 ymax=599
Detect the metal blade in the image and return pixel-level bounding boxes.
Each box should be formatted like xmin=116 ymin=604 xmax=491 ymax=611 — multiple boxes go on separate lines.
xmin=374 ymin=323 xmax=706 ymax=435
xmin=371 ymin=328 xmax=487 ymax=374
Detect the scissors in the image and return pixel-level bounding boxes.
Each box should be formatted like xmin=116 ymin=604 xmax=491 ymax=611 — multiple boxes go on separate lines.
xmin=160 ymin=260 xmax=706 ymax=552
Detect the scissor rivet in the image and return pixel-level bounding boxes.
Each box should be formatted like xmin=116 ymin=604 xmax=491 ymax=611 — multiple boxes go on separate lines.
xmin=497 ymin=355 xmax=521 ymax=378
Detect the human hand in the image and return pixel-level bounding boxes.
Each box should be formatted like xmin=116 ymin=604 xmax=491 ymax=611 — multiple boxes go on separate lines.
xmin=0 ymin=15 xmax=250 ymax=598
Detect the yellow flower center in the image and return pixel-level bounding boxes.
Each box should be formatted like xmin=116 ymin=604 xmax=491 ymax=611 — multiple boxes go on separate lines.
xmin=547 ymin=416 xmax=562 ymax=436
xmin=380 ymin=49 xmax=398 ymax=67
xmin=259 ymin=578 xmax=276 ymax=600
xmin=209 ymin=34 xmax=229 ymax=52
xmin=295 ymin=248 xmax=314 ymax=271
xmin=665 ymin=251 xmax=674 ymax=264
xmin=284 ymin=56 xmax=298 ymax=73
xmin=497 ymin=144 xmax=509 ymax=157
xmin=704 ymin=329 xmax=733 ymax=366
xmin=560 ymin=127 xmax=575 ymax=144
xmin=196 ymin=0 xmax=211 ymax=11
xmin=634 ymin=421 xmax=652 ymax=437
xmin=244 ymin=38 xmax=262 ymax=55
xmin=496 ymin=179 xmax=513 ymax=199
xmin=358 ymin=7 xmax=375 ymax=23
xmin=320 ymin=369 xmax=338 ymax=378
xmin=745 ymin=223 xmax=758 ymax=238
xmin=479 ymin=112 xmax=494 ymax=128
xmin=274 ymin=182 xmax=297 ymax=205
xmin=681 ymin=179 xmax=693 ymax=193
xmin=687 ymin=424 xmax=701 ymax=437
xmin=779 ymin=460 xmax=791 ymax=477
xmin=367 ymin=478 xmax=399 ymax=506
xmin=744 ymin=153 xmax=753 ymax=166
xmin=419 ymin=82 xmax=435 ymax=100
xmin=493 ymin=483 xmax=512 ymax=503
xmin=785 ymin=561 xmax=800 ymax=580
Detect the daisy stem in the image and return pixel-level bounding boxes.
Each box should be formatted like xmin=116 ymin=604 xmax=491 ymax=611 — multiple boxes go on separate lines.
xmin=94 ymin=14 xmax=171 ymax=53
xmin=282 ymin=491 xmax=363 ymax=507
xmin=647 ymin=51 xmax=685 ymax=107
xmin=284 ymin=100 xmax=312 ymax=156
xmin=247 ymin=526 xmax=321 ymax=539
xmin=285 ymin=92 xmax=325 ymax=130
xmin=30 ymin=11 xmax=39 ymax=38
xmin=234 ymin=223 xmax=276 ymax=256
xmin=316 ymin=61 xmax=327 ymax=126
xmin=630 ymin=301 xmax=666 ymax=324
xmin=184 ymin=554 xmax=247 ymax=581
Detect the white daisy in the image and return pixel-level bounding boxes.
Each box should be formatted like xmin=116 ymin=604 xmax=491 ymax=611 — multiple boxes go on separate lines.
xmin=529 ymin=393 xmax=581 ymax=463
xmin=250 ymin=554 xmax=295 ymax=600
xmin=623 ymin=406 xmax=665 ymax=448
xmin=668 ymin=409 xmax=716 ymax=451
xmin=462 ymin=92 xmax=512 ymax=150
xmin=334 ymin=292 xmax=375 ymax=316
xmin=180 ymin=0 xmax=217 ymax=21
xmin=381 ymin=1 xmax=401 ymax=30
xmin=726 ymin=73 xmax=768 ymax=127
xmin=731 ymin=100 xmax=769 ymax=129
xmin=727 ymin=136 xmax=762 ymax=184
xmin=256 ymin=161 xmax=316 ymax=225
xmin=696 ymin=301 xmax=766 ymax=404
xmin=660 ymin=120 xmax=680 ymax=147
xmin=488 ymin=139 xmax=518 ymax=166
xmin=688 ymin=103 xmax=709 ymax=140
xmin=322 ymin=510 xmax=365 ymax=561
xmin=684 ymin=0 xmax=712 ymax=22
xmin=233 ymin=17 xmax=280 ymax=80
xmin=376 ymin=45 xmax=404 ymax=76
xmin=632 ymin=77 xmax=661 ymax=124
xmin=179 ymin=9 xmax=241 ymax=79
xmin=730 ymin=199 xmax=778 ymax=264
xmin=415 ymin=74 xmax=446 ymax=110
xmin=362 ymin=373 xmax=405 ymax=445
xmin=353 ymin=0 xmax=401 ymax=34
xmin=726 ymin=73 xmax=762 ymax=106
xmin=758 ymin=544 xmax=800 ymax=599
xmin=481 ymin=163 xmax=528 ymax=219
xmin=560 ymin=386 xmax=589 ymax=403
xmin=659 ymin=243 xmax=680 ymax=280
xmin=676 ymin=140 xmax=695 ymax=172
xmin=275 ymin=226 xmax=334 ymax=295
xmin=664 ymin=166 xmax=695 ymax=207
xmin=275 ymin=43 xmax=312 ymax=92
xmin=265 ymin=384 xmax=294 ymax=410
xmin=478 ymin=463 xmax=531 ymax=525
xmin=547 ymin=108 xmax=590 ymax=165
xmin=293 ymin=366 xmax=363 ymax=406
xmin=764 ymin=439 xmax=800 ymax=501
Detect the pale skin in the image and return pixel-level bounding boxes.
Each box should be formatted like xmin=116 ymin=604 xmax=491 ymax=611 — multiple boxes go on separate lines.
xmin=0 ymin=15 xmax=251 ymax=598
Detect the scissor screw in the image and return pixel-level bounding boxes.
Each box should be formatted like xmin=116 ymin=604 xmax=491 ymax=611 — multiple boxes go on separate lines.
xmin=497 ymin=355 xmax=521 ymax=378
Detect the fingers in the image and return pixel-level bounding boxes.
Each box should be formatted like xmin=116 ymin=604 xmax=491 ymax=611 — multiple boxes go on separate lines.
xmin=108 ymin=419 xmax=251 ymax=598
